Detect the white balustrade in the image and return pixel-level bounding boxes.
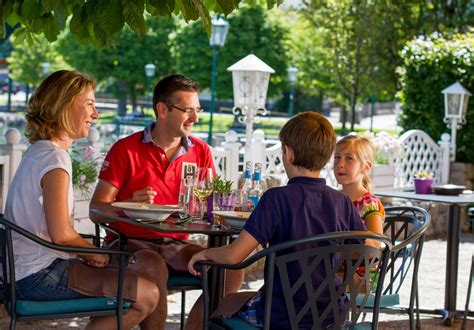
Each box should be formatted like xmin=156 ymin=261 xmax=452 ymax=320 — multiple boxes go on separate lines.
xmin=393 ymin=129 xmax=450 ymax=189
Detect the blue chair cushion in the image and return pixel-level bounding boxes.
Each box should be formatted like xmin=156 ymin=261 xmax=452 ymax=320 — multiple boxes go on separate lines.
xmin=16 ymin=297 xmax=131 ymax=316
xmin=167 ymin=274 xmax=201 ymax=287
xmin=355 ymin=293 xmax=400 ymax=308
xmin=220 ymin=316 xmax=259 ymax=329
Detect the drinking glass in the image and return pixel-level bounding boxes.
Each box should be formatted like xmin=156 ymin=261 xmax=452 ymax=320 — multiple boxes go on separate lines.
xmin=192 ymin=167 xmax=214 ymax=223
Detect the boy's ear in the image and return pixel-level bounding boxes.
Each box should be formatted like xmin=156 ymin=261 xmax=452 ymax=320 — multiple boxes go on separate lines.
xmin=283 ymin=144 xmax=295 ymax=164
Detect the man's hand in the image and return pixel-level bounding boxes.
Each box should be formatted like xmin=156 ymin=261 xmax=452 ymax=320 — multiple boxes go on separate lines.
xmin=84 ymin=254 xmax=110 ymax=268
xmin=187 ymin=249 xmax=208 ymax=276
xmin=132 ymin=186 xmax=157 ymax=204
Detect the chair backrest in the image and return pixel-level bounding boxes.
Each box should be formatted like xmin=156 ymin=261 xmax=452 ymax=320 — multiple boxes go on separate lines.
xmin=253 ymin=232 xmax=392 ymax=330
xmin=0 ymin=216 xmax=17 ymax=318
xmin=382 ymin=206 xmax=430 ymax=296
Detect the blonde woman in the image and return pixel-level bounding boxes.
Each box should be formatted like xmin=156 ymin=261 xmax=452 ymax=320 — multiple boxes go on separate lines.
xmin=5 ymin=70 xmax=160 ymax=329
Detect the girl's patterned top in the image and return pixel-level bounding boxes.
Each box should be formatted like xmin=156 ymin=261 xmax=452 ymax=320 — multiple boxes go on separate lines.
xmin=353 ymin=192 xmax=385 ymax=221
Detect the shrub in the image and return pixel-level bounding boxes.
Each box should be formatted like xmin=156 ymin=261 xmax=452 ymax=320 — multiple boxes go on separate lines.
xmin=398 ymin=31 xmax=474 ymax=162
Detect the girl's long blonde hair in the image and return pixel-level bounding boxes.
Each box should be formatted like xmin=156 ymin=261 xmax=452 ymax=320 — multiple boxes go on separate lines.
xmin=336 ymin=135 xmax=376 ymax=191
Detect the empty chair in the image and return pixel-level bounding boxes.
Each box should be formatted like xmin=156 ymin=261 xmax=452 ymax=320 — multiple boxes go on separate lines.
xmin=358 ymin=205 xmax=430 ymax=329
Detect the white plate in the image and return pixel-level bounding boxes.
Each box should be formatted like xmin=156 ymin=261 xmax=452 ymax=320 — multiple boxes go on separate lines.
xmin=214 ymin=211 xmax=251 ymax=229
xmin=112 ymin=202 xmax=182 ymax=221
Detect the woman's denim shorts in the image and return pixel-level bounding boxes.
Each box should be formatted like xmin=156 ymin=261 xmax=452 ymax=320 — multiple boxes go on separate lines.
xmin=16 ymin=258 xmax=89 ymax=301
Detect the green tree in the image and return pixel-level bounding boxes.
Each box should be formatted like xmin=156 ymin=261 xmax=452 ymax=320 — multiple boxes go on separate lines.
xmin=399 ymin=32 xmax=474 ymax=162
xmin=1 ymin=0 xmax=283 ymax=47
xmin=301 ymin=1 xmax=388 ymax=132
xmin=173 ymin=5 xmax=289 ymax=100
xmin=7 ymin=34 xmax=70 ymax=94
xmin=58 ymin=16 xmax=175 ymax=115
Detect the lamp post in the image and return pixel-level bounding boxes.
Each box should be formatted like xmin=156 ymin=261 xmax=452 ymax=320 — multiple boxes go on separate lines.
xmin=228 ymin=54 xmax=275 ymax=164
xmin=41 ymin=62 xmax=51 ymax=77
xmin=441 ymin=81 xmax=471 ymax=161
xmin=144 ymin=63 xmax=156 ymax=105
xmin=207 ymin=16 xmax=229 ymax=145
xmin=287 ymin=66 xmax=298 ymax=116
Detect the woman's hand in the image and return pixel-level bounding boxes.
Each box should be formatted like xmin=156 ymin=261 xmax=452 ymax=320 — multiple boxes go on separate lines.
xmin=187 ymin=249 xmax=208 ymax=276
xmin=84 ymin=254 xmax=110 ymax=268
xmin=132 ymin=186 xmax=157 ymax=204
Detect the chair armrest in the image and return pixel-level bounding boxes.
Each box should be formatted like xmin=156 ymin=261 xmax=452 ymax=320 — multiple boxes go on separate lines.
xmin=1 ymin=218 xmax=131 ymax=257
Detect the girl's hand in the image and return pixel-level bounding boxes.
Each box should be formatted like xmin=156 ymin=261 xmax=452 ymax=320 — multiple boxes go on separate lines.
xmin=187 ymin=249 xmax=208 ymax=276
xmin=132 ymin=186 xmax=157 ymax=204
xmin=85 ymin=254 xmax=110 ymax=268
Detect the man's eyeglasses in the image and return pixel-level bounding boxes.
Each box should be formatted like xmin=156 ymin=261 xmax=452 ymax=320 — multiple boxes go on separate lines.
xmin=166 ymin=103 xmax=204 ymax=115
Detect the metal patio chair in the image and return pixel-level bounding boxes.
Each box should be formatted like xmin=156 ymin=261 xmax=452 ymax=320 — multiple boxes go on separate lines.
xmin=196 ymin=231 xmax=392 ymax=330
xmin=0 ymin=216 xmax=132 ymax=330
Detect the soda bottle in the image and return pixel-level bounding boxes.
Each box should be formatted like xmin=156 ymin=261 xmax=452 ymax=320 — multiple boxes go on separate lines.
xmin=248 ymin=163 xmax=263 ymax=210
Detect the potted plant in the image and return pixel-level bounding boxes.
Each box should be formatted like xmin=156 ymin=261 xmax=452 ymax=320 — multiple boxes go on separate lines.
xmin=364 ymin=131 xmax=402 ymax=190
xmin=213 ymin=175 xmax=237 ymax=211
xmin=413 ymin=171 xmax=434 ymax=194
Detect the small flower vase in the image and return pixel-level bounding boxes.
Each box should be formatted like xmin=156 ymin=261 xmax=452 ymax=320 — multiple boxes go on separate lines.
xmin=213 ymin=191 xmax=238 ymax=211
xmin=414 ymin=178 xmax=433 ymax=194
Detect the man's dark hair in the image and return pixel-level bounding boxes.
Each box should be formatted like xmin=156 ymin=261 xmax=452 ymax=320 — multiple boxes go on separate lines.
xmin=152 ymin=74 xmax=200 ymax=110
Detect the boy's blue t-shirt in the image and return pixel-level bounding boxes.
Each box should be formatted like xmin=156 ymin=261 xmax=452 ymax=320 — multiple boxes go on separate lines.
xmin=243 ymin=176 xmax=367 ymax=329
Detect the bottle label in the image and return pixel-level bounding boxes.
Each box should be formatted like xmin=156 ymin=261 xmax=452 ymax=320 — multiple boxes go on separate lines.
xmin=248 ymin=196 xmax=259 ymax=209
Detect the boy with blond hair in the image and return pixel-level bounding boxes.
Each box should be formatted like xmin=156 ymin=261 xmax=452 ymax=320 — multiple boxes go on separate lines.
xmin=188 ymin=112 xmax=367 ymax=329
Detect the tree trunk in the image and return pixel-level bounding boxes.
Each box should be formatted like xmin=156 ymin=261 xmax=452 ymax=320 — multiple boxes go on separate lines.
xmin=340 ymin=106 xmax=347 ymax=135
xmin=350 ymin=88 xmax=358 ymax=131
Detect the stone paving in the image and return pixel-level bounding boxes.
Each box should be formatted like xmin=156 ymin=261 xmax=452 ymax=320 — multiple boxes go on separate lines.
xmin=1 ymin=235 xmax=473 ymax=329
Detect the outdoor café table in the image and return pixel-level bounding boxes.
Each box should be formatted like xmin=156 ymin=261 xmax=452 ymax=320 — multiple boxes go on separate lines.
xmin=374 ymin=190 xmax=474 ymax=325
xmin=90 ymin=208 xmax=240 ymax=311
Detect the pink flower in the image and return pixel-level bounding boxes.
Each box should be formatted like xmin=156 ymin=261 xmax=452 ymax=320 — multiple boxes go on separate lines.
xmin=83 ymin=146 xmax=95 ymax=160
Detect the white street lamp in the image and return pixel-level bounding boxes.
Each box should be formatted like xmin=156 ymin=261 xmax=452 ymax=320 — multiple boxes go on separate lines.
xmin=227 ymin=54 xmax=275 ymax=163
xmin=287 ymin=66 xmax=298 ymax=116
xmin=441 ymin=81 xmax=471 ymax=161
xmin=210 ymin=17 xmax=230 ymax=48
xmin=144 ymin=63 xmax=156 ymax=103
xmin=208 ymin=16 xmax=230 ymax=144
xmin=41 ymin=62 xmax=51 ymax=77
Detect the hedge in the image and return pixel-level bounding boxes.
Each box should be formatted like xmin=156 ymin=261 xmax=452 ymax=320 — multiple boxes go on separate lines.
xmin=398 ymin=32 xmax=474 ymax=163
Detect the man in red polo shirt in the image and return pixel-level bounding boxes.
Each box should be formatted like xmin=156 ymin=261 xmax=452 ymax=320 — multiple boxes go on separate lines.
xmin=90 ymin=75 xmax=243 ymax=329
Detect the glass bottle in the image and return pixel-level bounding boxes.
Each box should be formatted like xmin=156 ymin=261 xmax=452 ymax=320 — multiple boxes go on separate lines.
xmin=240 ymin=161 xmax=253 ymax=211
xmin=248 ymin=163 xmax=263 ymax=210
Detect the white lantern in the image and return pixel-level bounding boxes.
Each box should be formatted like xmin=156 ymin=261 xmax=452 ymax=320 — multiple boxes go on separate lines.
xmin=227 ymin=54 xmax=275 ymax=110
xmin=441 ymin=81 xmax=471 ymax=122
xmin=227 ymin=54 xmax=275 ymax=164
xmin=144 ymin=63 xmax=156 ymax=78
xmin=210 ymin=17 xmax=229 ymax=48
xmin=441 ymin=81 xmax=472 ymax=161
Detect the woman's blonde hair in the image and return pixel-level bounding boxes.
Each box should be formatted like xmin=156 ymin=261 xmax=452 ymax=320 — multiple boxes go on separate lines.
xmin=25 ymin=70 xmax=96 ymax=143
xmin=336 ymin=135 xmax=376 ymax=191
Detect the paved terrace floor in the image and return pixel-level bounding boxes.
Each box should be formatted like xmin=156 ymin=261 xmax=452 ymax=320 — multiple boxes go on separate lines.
xmin=1 ymin=234 xmax=473 ymax=329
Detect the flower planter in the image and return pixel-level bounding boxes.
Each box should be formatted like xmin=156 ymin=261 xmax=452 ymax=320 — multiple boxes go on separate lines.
xmin=213 ymin=191 xmax=238 ymax=211
xmin=413 ymin=178 xmax=433 ymax=194
xmin=370 ymin=164 xmax=395 ymax=191
xmin=73 ymin=185 xmax=96 ymax=235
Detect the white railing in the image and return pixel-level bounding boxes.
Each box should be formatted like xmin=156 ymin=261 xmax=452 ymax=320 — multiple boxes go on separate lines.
xmin=212 ymin=129 xmax=450 ymax=191
xmin=0 ymin=127 xmax=451 ymax=214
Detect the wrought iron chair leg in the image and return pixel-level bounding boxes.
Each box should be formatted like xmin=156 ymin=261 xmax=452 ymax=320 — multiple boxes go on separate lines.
xmin=180 ymin=290 xmax=186 ymax=330
xmin=462 ymin=256 xmax=474 ymax=330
